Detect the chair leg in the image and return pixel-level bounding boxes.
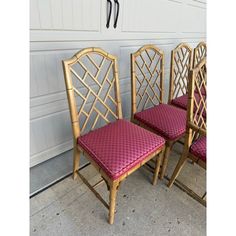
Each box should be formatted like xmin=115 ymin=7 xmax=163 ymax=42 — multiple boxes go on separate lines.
xmin=73 ymin=146 xmax=80 ymax=180
xmin=167 ymin=152 xmax=188 ymax=188
xmin=152 ymin=152 xmax=163 ymax=185
xmin=160 ymin=143 xmax=172 ymax=179
xmin=109 ymin=181 xmax=119 ymax=224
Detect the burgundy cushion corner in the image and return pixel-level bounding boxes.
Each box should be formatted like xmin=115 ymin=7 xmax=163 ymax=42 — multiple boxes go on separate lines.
xmin=77 ymin=119 xmax=165 ymax=180
xmin=134 ymin=104 xmax=186 ymax=140
xmin=190 ymin=136 xmax=206 ymax=162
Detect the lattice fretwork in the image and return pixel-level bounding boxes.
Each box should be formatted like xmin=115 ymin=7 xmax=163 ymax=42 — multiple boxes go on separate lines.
xmin=169 ymin=43 xmax=192 ymax=102
xmin=193 ymin=42 xmax=207 ymax=68
xmin=188 ymin=58 xmax=207 ymax=143
xmin=131 ymin=45 xmax=164 ymax=115
xmin=63 ymin=48 xmax=122 ymax=137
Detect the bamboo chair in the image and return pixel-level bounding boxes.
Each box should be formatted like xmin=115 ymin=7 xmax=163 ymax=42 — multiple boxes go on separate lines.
xmin=193 ymin=42 xmax=207 ymax=97
xmin=170 ymin=42 xmax=207 ymax=111
xmin=131 ymin=45 xmax=187 ymax=179
xmin=167 ymin=58 xmax=207 ymax=205
xmin=62 ymin=47 xmax=165 ymax=224
xmin=193 ymin=42 xmax=207 ymax=68
xmin=169 ymin=43 xmax=193 ymax=111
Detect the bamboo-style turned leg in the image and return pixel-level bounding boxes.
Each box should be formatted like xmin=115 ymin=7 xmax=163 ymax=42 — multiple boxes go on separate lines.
xmin=160 ymin=144 xmax=172 ymax=179
xmin=152 ymin=152 xmax=163 ymax=185
xmin=109 ymin=181 xmax=119 ymax=224
xmin=167 ymin=152 xmax=188 ymax=188
xmin=73 ymin=146 xmax=80 ymax=180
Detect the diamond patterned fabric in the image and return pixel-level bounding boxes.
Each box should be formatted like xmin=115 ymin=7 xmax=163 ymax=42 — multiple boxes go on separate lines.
xmin=190 ymin=136 xmax=206 ymax=162
xmin=171 ymin=94 xmax=189 ymax=110
xmin=171 ymin=93 xmax=206 ymax=118
xmin=77 ymin=119 xmax=165 ymax=180
xmin=134 ymin=104 xmax=186 ymax=140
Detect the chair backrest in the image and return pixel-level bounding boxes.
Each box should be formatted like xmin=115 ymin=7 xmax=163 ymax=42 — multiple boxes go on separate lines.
xmin=193 ymin=42 xmax=207 ymax=68
xmin=186 ymin=58 xmax=207 ymax=146
xmin=131 ymin=45 xmax=164 ymax=117
xmin=168 ymin=43 xmax=193 ymax=102
xmin=62 ymin=47 xmax=122 ymax=141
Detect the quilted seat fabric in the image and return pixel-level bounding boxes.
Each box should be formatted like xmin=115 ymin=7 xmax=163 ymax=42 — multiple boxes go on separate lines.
xmin=77 ymin=119 xmax=165 ymax=180
xmin=189 ymin=136 xmax=206 ymax=162
xmin=134 ymin=104 xmax=186 ymax=140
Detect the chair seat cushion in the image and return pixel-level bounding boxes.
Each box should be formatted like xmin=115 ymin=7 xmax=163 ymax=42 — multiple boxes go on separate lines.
xmin=171 ymin=93 xmax=206 ymax=118
xmin=77 ymin=119 xmax=165 ymax=180
xmin=171 ymin=94 xmax=189 ymax=110
xmin=134 ymin=104 xmax=186 ymax=140
xmin=190 ymin=136 xmax=206 ymax=162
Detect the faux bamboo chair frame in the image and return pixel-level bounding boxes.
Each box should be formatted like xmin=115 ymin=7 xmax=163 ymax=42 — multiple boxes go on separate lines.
xmin=62 ymin=47 xmax=164 ymax=224
xmin=130 ymin=45 xmax=184 ymax=179
xmin=168 ymin=58 xmax=207 ymax=205
xmin=168 ymin=43 xmax=193 ymax=103
xmin=193 ymin=42 xmax=207 ymax=68
xmin=131 ymin=44 xmax=164 ymax=118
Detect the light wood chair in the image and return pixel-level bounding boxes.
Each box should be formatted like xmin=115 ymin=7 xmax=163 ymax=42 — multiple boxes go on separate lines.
xmin=168 ymin=58 xmax=207 ymax=206
xmin=193 ymin=42 xmax=207 ymax=68
xmin=131 ymin=45 xmax=187 ymax=179
xmin=62 ymin=47 xmax=165 ymax=224
xmin=168 ymin=43 xmax=193 ymax=110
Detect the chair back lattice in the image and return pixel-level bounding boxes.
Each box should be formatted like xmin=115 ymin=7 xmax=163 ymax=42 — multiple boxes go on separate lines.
xmin=193 ymin=42 xmax=207 ymax=68
xmin=131 ymin=45 xmax=164 ymax=116
xmin=62 ymin=48 xmax=122 ymax=139
xmin=187 ymin=58 xmax=207 ymax=144
xmin=169 ymin=43 xmax=193 ymax=102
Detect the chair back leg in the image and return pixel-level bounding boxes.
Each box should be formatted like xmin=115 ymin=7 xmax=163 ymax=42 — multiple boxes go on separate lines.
xmin=73 ymin=146 xmax=80 ymax=180
xmin=160 ymin=143 xmax=173 ymax=179
xmin=152 ymin=152 xmax=163 ymax=185
xmin=167 ymin=151 xmax=188 ymax=188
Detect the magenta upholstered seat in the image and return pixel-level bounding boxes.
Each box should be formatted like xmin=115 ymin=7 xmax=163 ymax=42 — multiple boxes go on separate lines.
xmin=134 ymin=104 xmax=186 ymax=140
xmin=77 ymin=119 xmax=165 ymax=180
xmin=171 ymin=94 xmax=189 ymax=110
xmin=171 ymin=93 xmax=206 ymax=118
xmin=190 ymin=136 xmax=206 ymax=162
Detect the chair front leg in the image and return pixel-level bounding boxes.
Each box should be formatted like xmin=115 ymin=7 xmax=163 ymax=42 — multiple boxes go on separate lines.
xmin=109 ymin=181 xmax=119 ymax=224
xmin=160 ymin=143 xmax=172 ymax=179
xmin=167 ymin=151 xmax=188 ymax=188
xmin=152 ymin=151 xmax=164 ymax=185
xmin=73 ymin=146 xmax=80 ymax=180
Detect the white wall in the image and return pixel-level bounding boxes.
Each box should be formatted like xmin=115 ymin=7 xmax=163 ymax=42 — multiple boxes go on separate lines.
xmin=30 ymin=0 xmax=206 ymax=167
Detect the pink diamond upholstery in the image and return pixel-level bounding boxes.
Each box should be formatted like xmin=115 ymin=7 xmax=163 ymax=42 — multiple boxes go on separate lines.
xmin=171 ymin=94 xmax=189 ymax=110
xmin=77 ymin=119 xmax=165 ymax=180
xmin=190 ymin=136 xmax=206 ymax=162
xmin=134 ymin=104 xmax=186 ymax=140
xmin=171 ymin=93 xmax=206 ymax=118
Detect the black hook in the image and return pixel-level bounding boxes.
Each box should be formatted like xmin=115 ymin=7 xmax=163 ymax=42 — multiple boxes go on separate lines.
xmin=106 ymin=0 xmax=112 ymax=28
xmin=114 ymin=0 xmax=120 ymax=28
